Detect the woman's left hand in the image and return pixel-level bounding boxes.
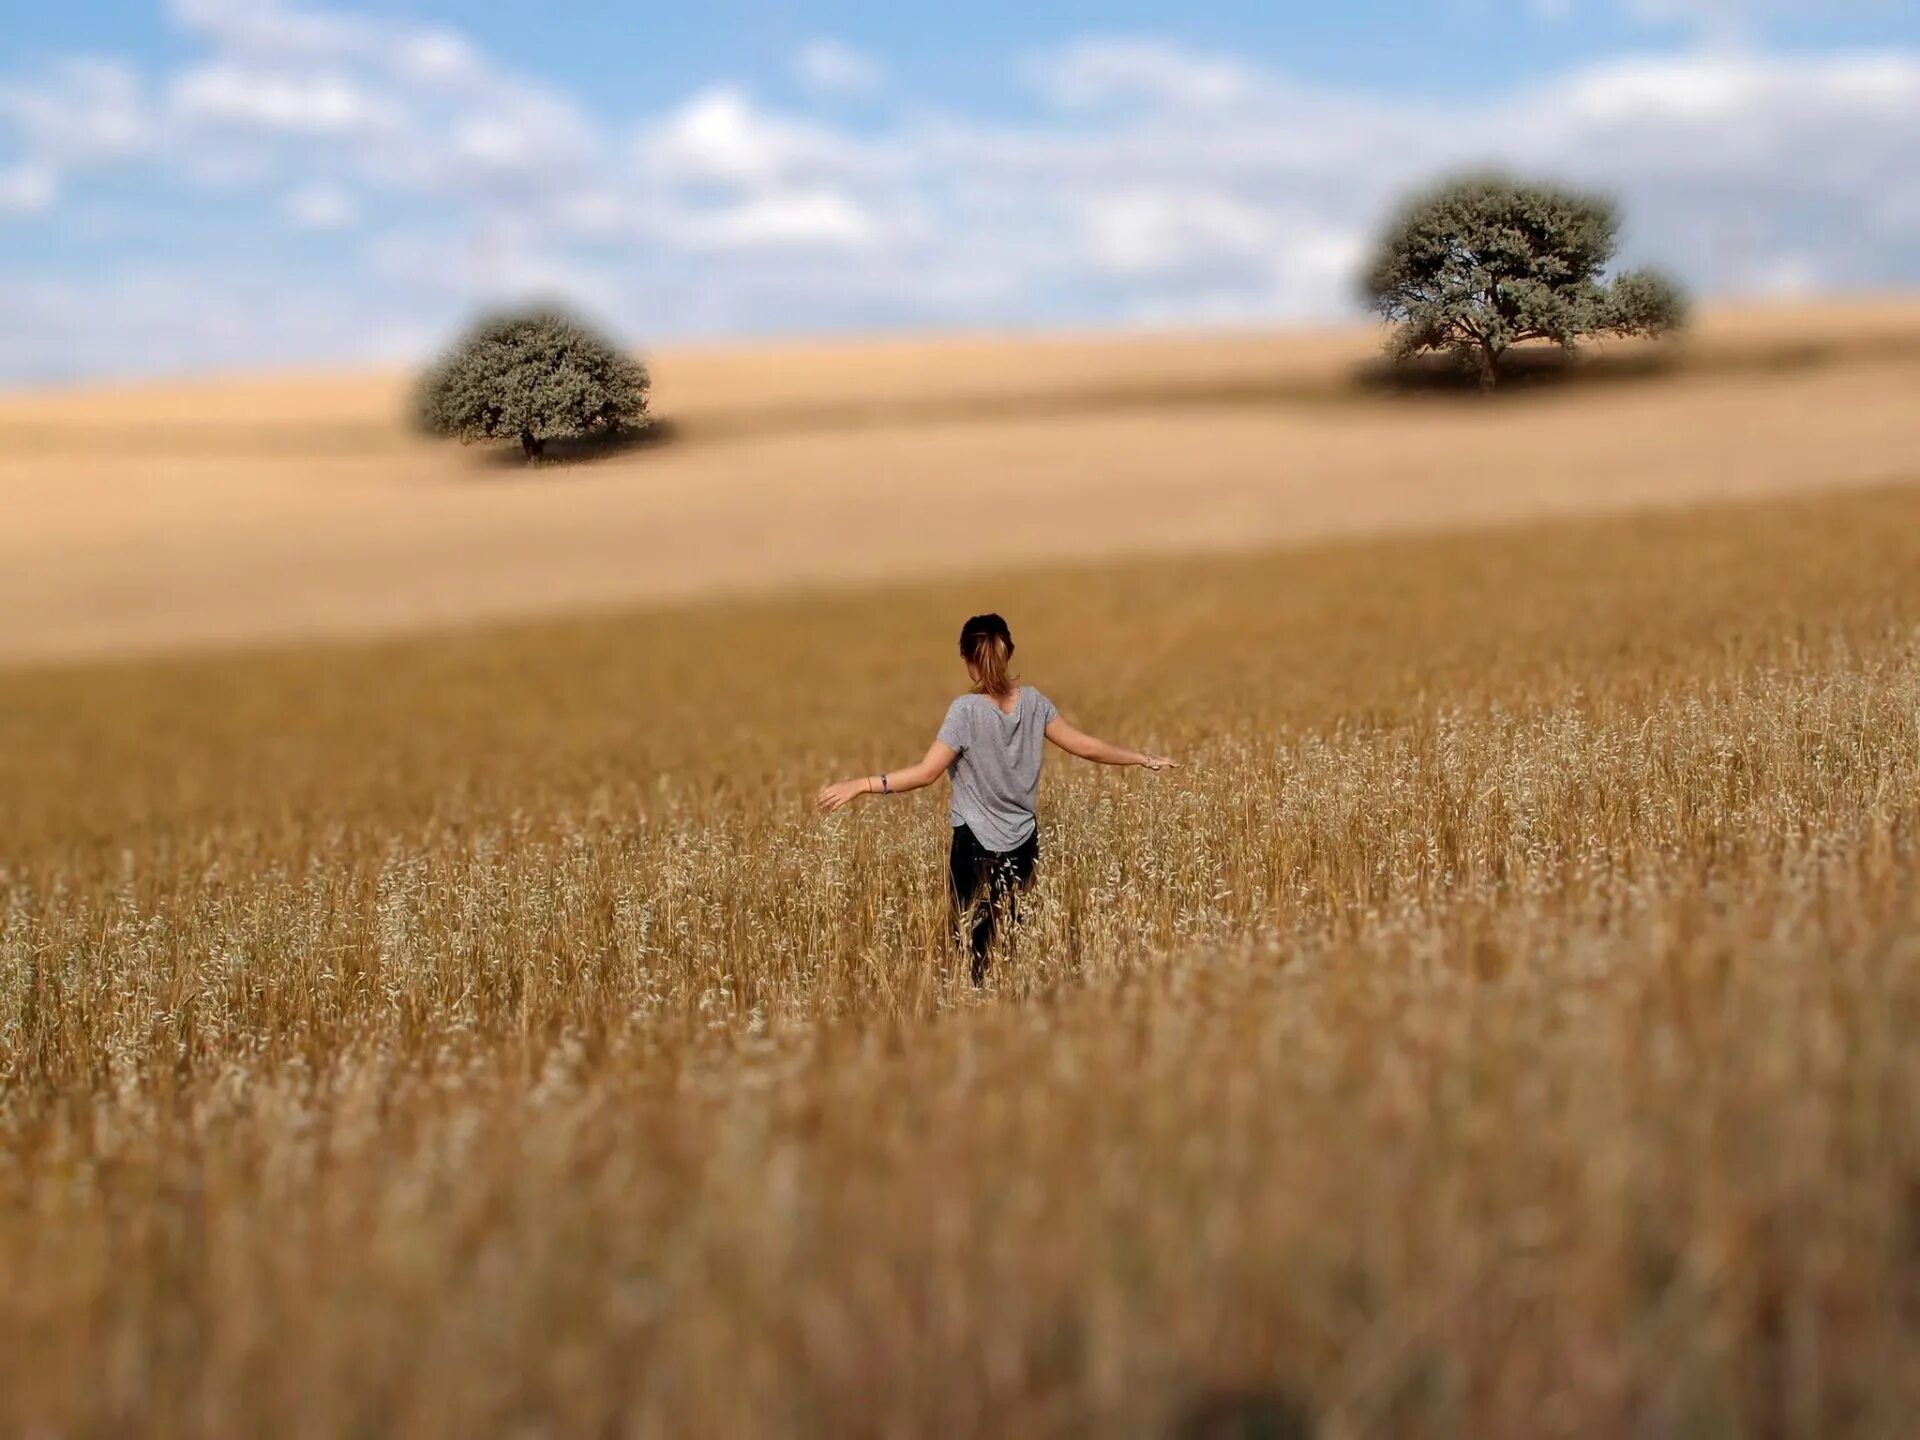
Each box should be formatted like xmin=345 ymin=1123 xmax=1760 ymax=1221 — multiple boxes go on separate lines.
xmin=815 ymin=778 xmax=868 ymax=813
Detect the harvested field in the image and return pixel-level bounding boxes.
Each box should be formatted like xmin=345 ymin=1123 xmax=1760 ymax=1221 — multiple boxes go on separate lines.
xmin=4 ymin=297 xmax=1919 ymax=664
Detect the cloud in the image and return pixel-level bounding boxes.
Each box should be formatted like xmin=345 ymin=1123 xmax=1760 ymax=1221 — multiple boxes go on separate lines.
xmin=1036 ymin=38 xmax=1261 ymax=110
xmin=998 ymin=38 xmax=1920 ymax=319
xmin=622 ymin=89 xmax=913 ymax=259
xmin=282 ymin=179 xmax=357 ymax=229
xmin=637 ymin=86 xmax=884 ymax=189
xmin=667 ymin=188 xmax=890 ymax=252
xmin=170 ymin=0 xmax=369 ymax=59
xmin=1557 ymin=0 xmax=1898 ymax=39
xmin=0 ymin=59 xmax=149 ymax=222
xmin=1079 ymin=189 xmax=1277 ymax=277
xmin=795 ymin=40 xmax=885 ymax=98
xmin=0 ymin=60 xmax=150 ymax=164
xmin=165 ymin=0 xmax=597 ymax=200
xmin=628 ymin=87 xmax=906 ymax=254
xmin=0 ymin=162 xmax=58 ymax=215
xmin=0 ymin=265 xmax=428 ymax=380
xmin=0 ymin=8 xmax=1917 ymax=381
xmin=171 ymin=63 xmax=399 ymax=135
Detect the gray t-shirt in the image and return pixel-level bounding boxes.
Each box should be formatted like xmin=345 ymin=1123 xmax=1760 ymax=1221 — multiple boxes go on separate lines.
xmin=937 ymin=687 xmax=1057 ymax=852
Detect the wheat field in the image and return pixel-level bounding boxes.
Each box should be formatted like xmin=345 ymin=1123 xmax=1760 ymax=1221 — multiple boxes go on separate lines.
xmin=5 ymin=449 xmax=1920 ymax=1435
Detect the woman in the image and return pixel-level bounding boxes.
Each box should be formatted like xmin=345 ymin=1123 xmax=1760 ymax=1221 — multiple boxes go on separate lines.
xmin=816 ymin=613 xmax=1176 ymax=984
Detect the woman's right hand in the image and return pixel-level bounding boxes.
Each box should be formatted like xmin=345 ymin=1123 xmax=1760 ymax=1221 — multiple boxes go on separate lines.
xmin=1139 ymin=754 xmax=1179 ymax=771
xmin=815 ymin=778 xmax=869 ymax=813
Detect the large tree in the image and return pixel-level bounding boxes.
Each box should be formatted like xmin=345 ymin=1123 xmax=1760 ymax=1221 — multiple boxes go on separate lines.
xmin=1363 ymin=175 xmax=1687 ymax=390
xmin=416 ymin=307 xmax=650 ymax=461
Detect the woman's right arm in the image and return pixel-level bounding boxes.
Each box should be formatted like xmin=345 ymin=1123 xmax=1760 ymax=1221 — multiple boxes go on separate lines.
xmin=815 ymin=740 xmax=958 ymax=813
xmin=1044 ymin=716 xmax=1177 ymax=770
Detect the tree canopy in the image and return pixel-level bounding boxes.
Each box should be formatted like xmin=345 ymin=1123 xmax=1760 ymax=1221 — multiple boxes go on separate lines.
xmin=416 ymin=308 xmax=650 ymax=461
xmin=1363 ymin=175 xmax=1687 ymax=388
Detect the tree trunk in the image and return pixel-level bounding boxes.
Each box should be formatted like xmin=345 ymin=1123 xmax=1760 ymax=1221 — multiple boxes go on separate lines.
xmin=1477 ymin=344 xmax=1501 ymax=393
xmin=520 ymin=430 xmax=544 ymax=462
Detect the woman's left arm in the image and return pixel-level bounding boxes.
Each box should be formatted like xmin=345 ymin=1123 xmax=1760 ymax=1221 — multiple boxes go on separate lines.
xmin=1044 ymin=716 xmax=1177 ymax=770
xmin=816 ymin=740 xmax=958 ymax=813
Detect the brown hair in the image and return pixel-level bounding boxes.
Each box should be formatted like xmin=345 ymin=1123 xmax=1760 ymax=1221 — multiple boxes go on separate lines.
xmin=959 ymin=613 xmax=1015 ymax=699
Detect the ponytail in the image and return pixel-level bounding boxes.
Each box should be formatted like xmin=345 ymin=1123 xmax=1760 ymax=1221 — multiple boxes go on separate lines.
xmin=959 ymin=613 xmax=1016 ymax=699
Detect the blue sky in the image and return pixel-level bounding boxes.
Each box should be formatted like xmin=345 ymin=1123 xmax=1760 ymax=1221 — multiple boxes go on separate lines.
xmin=3 ymin=1 xmax=1917 ymax=381
xmin=16 ymin=2 xmax=1919 ymax=110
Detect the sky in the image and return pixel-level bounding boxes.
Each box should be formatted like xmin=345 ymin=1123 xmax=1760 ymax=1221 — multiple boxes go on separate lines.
xmin=1 ymin=0 xmax=1916 ymax=382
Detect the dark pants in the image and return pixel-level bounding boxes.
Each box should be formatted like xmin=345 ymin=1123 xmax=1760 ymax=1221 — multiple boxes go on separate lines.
xmin=948 ymin=823 xmax=1040 ymax=985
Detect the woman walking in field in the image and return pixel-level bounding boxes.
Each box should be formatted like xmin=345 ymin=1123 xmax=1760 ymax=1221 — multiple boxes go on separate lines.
xmin=816 ymin=613 xmax=1176 ymax=984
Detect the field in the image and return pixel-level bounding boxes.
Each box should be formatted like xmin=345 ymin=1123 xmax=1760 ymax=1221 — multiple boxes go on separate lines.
xmin=6 ymin=298 xmax=1920 ymax=663
xmin=3 ymin=308 xmax=1920 ymax=1436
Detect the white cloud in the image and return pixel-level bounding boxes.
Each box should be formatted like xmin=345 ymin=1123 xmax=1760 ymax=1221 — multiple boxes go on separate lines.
xmin=0 ymin=162 xmax=58 ymax=214
xmin=165 ymin=0 xmax=596 ymax=200
xmin=1 ymin=10 xmax=1917 ymax=381
xmin=1748 ymin=251 xmax=1819 ymax=295
xmin=637 ymin=87 xmax=883 ymax=189
xmin=169 ymin=0 xmax=380 ymax=62
xmin=669 ymin=188 xmax=889 ymax=252
xmin=282 ymin=179 xmax=356 ymax=228
xmin=1625 ymin=0 xmax=1753 ymax=33
xmin=1079 ymin=189 xmax=1277 ymax=277
xmin=1497 ymin=52 xmax=1920 ymax=197
xmin=1624 ymin=0 xmax=1796 ymax=29
xmin=1555 ymin=0 xmax=1896 ymax=39
xmin=0 ymin=60 xmax=150 ymax=164
xmin=0 ymin=59 xmax=149 ymax=223
xmin=171 ymin=63 xmax=399 ymax=135
xmin=630 ymin=89 xmax=908 ymax=254
xmin=0 ymin=265 xmax=426 ymax=379
xmin=392 ymin=30 xmax=491 ymax=90
xmin=1037 ymin=38 xmax=1260 ymax=110
xmin=795 ymin=40 xmax=885 ymax=97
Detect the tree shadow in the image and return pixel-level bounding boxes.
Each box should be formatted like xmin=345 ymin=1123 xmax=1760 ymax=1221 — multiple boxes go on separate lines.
xmin=1351 ymin=334 xmax=1857 ymax=399
xmin=1168 ymin=1386 xmax=1317 ymax=1440
xmin=1353 ymin=345 xmax=1686 ymax=397
xmin=469 ymin=419 xmax=680 ymax=474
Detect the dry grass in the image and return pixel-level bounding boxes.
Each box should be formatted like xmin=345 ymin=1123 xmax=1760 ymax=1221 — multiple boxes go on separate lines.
xmin=4 ymin=480 xmax=1920 ymax=1436
xmin=5 ymin=298 xmax=1920 ymax=663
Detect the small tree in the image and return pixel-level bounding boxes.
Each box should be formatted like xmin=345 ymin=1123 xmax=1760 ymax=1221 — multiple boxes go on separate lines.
xmin=1363 ymin=174 xmax=1687 ymax=390
xmin=416 ymin=307 xmax=650 ymax=461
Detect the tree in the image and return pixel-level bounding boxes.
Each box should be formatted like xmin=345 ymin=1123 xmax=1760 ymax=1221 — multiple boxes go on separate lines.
xmin=416 ymin=307 xmax=650 ymax=461
xmin=1363 ymin=174 xmax=1687 ymax=390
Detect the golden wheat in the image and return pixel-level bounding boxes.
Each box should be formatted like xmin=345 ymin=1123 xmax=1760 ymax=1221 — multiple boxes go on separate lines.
xmin=3 ymin=484 xmax=1920 ymax=1436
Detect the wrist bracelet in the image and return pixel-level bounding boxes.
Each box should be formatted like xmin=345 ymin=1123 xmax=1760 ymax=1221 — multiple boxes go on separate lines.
xmin=880 ymin=772 xmax=891 ymax=795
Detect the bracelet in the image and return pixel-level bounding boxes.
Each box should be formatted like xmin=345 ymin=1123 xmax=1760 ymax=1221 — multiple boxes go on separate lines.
xmin=879 ymin=772 xmax=891 ymax=795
